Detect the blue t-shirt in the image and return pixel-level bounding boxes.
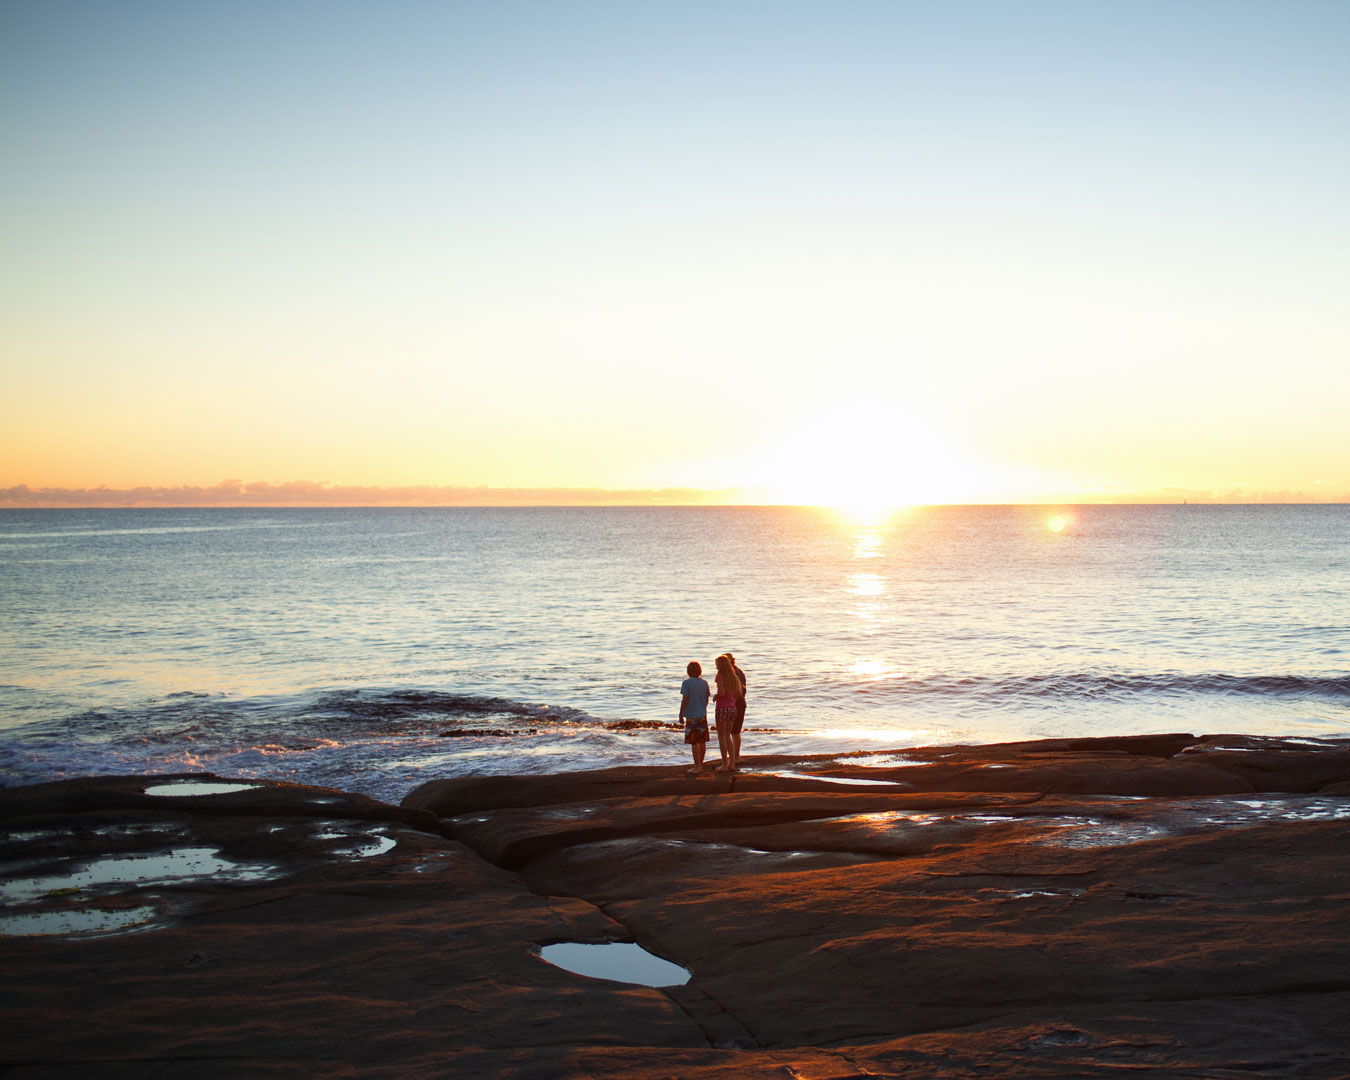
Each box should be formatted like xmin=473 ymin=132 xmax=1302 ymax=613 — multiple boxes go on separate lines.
xmin=680 ymin=676 xmax=710 ymax=719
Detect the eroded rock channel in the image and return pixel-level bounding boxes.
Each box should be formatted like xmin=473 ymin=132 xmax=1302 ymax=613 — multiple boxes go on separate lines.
xmin=4 ymin=733 xmax=1350 ymax=1078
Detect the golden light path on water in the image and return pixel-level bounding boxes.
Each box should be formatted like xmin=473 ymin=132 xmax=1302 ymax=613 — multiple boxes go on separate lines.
xmin=820 ymin=500 xmax=1080 ymax=749
xmin=813 ymin=727 xmax=934 ymax=744
xmin=816 ymin=500 xmax=1086 ymax=746
xmin=845 ymin=506 xmax=897 ymax=690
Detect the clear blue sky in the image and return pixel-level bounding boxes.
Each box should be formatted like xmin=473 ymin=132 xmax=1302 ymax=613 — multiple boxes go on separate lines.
xmin=3 ymin=1 xmax=1348 ymax=503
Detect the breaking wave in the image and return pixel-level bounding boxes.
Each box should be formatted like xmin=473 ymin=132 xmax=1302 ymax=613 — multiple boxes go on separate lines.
xmin=882 ymin=672 xmax=1350 ymax=703
xmin=0 ymin=688 xmax=689 ymax=802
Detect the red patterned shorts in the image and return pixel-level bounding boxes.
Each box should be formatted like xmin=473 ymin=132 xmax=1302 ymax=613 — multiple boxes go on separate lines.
xmin=684 ymin=716 xmax=709 ymax=744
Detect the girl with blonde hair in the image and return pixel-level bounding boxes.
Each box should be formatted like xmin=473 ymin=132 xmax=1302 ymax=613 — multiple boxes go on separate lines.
xmin=713 ymin=653 xmax=744 ymax=773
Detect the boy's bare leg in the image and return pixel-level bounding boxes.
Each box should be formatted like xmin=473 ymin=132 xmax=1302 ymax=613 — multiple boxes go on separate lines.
xmin=730 ymin=731 xmax=741 ymax=772
xmin=687 ymin=739 xmax=706 ymax=775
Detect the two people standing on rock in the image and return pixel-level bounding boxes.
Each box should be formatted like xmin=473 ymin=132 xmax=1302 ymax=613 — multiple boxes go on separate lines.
xmin=678 ymin=653 xmax=746 ymax=775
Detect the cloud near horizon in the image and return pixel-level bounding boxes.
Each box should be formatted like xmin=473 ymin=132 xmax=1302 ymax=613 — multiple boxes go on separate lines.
xmin=2 ymin=481 xmax=1347 ymax=509
xmin=0 ymin=480 xmax=756 ymax=508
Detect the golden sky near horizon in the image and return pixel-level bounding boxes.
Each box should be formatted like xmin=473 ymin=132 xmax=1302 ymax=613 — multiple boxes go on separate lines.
xmin=3 ymin=3 xmax=1348 ymax=506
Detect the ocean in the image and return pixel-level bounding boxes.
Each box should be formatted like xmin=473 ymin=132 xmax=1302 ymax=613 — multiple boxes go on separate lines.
xmin=1 ymin=505 xmax=1347 ymax=804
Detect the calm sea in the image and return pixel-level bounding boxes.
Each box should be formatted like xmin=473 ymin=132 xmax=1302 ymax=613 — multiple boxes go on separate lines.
xmin=1 ymin=506 xmax=1347 ymax=803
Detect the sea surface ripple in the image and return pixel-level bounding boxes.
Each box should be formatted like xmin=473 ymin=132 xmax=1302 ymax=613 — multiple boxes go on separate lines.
xmin=1 ymin=505 xmax=1347 ymax=803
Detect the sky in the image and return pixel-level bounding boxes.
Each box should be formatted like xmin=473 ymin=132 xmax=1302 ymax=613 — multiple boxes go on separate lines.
xmin=2 ymin=0 xmax=1348 ymax=506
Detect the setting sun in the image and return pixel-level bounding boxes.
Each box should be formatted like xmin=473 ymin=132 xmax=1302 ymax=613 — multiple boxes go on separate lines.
xmin=740 ymin=403 xmax=995 ymax=513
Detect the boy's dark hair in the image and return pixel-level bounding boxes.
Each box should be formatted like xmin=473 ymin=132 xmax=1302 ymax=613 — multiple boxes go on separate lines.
xmin=686 ymin=661 xmax=702 ymax=677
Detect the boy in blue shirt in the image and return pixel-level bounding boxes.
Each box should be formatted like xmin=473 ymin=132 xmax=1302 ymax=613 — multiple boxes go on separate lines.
xmin=679 ymin=661 xmax=711 ymax=775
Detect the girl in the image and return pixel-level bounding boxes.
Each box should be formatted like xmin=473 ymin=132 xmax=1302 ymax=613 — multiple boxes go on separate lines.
xmin=713 ymin=654 xmax=744 ymax=773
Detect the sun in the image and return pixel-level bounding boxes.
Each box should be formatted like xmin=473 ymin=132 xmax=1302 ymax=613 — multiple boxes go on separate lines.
xmin=835 ymin=488 xmax=902 ymax=523
xmin=745 ymin=402 xmax=992 ymax=512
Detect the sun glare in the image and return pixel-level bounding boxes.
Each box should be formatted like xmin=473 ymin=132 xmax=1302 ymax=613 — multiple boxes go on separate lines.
xmin=744 ymin=402 xmax=993 ymax=513
xmin=850 ymin=658 xmax=891 ymax=679
xmin=814 ymin=726 xmax=933 ymax=743
xmin=1046 ymin=513 xmax=1072 ymax=533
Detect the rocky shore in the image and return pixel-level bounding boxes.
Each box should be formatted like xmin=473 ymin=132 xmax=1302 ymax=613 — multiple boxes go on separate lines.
xmin=4 ymin=733 xmax=1350 ymax=1078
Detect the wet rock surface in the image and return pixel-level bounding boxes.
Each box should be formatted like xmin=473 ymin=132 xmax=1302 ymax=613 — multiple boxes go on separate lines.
xmin=4 ymin=735 xmax=1350 ymax=1078
xmin=1 ymin=773 xmax=438 ymax=830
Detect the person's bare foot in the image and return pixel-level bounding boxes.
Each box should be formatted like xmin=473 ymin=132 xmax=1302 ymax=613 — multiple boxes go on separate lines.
xmin=685 ymin=767 xmax=703 ymax=776
xmin=715 ymin=764 xmax=731 ymax=773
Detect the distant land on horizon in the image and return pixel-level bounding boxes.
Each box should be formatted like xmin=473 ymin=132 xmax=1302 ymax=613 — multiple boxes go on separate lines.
xmin=3 ymin=481 xmax=1348 ymax=509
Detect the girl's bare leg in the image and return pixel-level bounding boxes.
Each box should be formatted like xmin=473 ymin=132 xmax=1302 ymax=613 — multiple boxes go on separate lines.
xmin=715 ymin=723 xmax=731 ymax=770
xmin=715 ymin=723 xmax=734 ymax=771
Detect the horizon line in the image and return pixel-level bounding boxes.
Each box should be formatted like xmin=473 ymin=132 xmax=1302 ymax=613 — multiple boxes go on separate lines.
xmin=3 ymin=480 xmax=1348 ymax=509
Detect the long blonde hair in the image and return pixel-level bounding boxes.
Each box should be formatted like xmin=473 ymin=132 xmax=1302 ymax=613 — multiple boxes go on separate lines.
xmin=714 ymin=654 xmax=742 ymax=697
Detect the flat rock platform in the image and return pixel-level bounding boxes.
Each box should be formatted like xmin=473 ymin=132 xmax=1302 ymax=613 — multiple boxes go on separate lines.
xmin=3 ymin=734 xmax=1350 ymax=1078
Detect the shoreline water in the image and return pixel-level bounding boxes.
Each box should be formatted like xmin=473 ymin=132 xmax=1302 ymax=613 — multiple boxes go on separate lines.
xmin=4 ymin=682 xmax=1349 ymax=807
xmin=3 ymin=505 xmax=1347 ymax=803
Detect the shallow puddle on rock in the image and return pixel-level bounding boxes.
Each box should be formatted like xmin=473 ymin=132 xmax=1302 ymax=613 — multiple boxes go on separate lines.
xmin=313 ymin=830 xmax=398 ymax=858
xmin=836 ymin=754 xmax=932 ymax=769
xmin=1031 ymin=818 xmax=1172 ymax=849
xmin=1029 ymin=1029 xmax=1091 ymax=1049
xmin=1179 ymin=796 xmax=1350 ymax=830
xmin=0 ymin=847 xmax=276 ymax=904
xmin=1180 ymin=744 xmax=1267 ymax=754
xmin=143 ymin=780 xmax=259 ymax=797
xmin=660 ymin=838 xmax=856 ymax=868
xmin=770 ymin=770 xmax=907 ymax=787
xmin=739 ymin=846 xmax=816 ymax=859
xmin=5 ymin=830 xmax=63 ymax=844
xmin=539 ymin=942 xmax=690 ymax=987
xmin=0 ymin=904 xmax=160 ymax=937
xmin=334 ymin=837 xmax=397 ymax=858
xmin=94 ymin=823 xmax=181 ymax=837
xmin=1224 ymin=797 xmax=1350 ymax=823
xmin=851 ymin=810 xmax=1020 ymax=831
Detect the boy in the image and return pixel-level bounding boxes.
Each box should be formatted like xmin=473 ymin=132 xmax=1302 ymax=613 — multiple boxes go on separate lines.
xmin=678 ymin=661 xmax=711 ymax=775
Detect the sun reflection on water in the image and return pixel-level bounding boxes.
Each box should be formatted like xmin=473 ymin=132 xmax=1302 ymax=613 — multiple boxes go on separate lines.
xmin=812 ymin=726 xmax=932 ymax=742
xmin=849 ymin=524 xmax=891 ymax=683
xmin=849 ymin=573 xmax=886 ymax=597
xmin=852 ymin=529 xmax=884 ymax=559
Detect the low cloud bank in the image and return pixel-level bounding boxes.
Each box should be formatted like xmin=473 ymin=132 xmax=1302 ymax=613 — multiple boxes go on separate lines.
xmin=0 ymin=480 xmax=753 ymax=508
xmin=1 ymin=481 xmax=1345 ymax=508
xmin=1079 ymin=485 xmax=1350 ymax=505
